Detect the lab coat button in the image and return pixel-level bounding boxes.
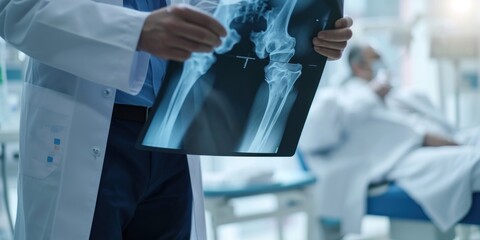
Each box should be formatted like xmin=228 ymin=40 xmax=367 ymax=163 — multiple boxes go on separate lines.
xmin=102 ymin=88 xmax=113 ymax=98
xmin=92 ymin=147 xmax=101 ymax=157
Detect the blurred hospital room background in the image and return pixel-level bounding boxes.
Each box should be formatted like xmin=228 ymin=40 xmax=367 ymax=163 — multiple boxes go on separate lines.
xmin=1 ymin=0 xmax=480 ymax=239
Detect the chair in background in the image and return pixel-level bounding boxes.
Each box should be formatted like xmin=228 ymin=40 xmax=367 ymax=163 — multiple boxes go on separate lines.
xmin=368 ymin=183 xmax=480 ymax=240
xmin=203 ymin=153 xmax=317 ymax=240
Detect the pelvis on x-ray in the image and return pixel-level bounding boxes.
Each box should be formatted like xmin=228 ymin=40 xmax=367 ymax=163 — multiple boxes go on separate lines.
xmin=139 ymin=0 xmax=343 ymax=156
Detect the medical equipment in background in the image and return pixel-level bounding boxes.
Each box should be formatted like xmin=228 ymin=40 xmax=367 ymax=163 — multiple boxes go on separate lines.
xmin=356 ymin=0 xmax=480 ymax=128
xmin=354 ymin=16 xmax=421 ymax=48
xmin=427 ymin=0 xmax=480 ymax=128
xmin=430 ymin=35 xmax=479 ymax=127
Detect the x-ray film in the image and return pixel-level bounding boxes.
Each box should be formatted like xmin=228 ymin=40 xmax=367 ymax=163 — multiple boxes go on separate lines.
xmin=138 ymin=0 xmax=344 ymax=156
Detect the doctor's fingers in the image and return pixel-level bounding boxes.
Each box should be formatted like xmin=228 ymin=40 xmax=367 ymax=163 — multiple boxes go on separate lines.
xmin=139 ymin=6 xmax=224 ymax=52
xmin=312 ymin=38 xmax=347 ymax=51
xmin=335 ymin=17 xmax=354 ymax=29
xmin=168 ymin=5 xmax=227 ymax=38
xmin=169 ymin=21 xmax=223 ymax=48
xmin=314 ymin=47 xmax=342 ymax=60
xmin=165 ymin=35 xmax=215 ymax=53
xmin=317 ymin=27 xmax=353 ymax=42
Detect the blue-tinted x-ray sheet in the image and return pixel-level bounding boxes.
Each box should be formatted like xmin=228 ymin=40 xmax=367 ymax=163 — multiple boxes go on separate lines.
xmin=138 ymin=0 xmax=344 ymax=156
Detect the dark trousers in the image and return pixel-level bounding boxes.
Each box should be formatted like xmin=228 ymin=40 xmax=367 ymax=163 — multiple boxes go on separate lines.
xmin=89 ymin=118 xmax=192 ymax=240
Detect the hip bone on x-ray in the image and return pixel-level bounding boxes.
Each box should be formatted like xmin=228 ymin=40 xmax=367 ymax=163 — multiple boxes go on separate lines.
xmin=139 ymin=0 xmax=343 ymax=156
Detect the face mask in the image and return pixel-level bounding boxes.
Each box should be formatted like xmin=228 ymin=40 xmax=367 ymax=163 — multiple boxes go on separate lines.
xmin=370 ymin=59 xmax=387 ymax=79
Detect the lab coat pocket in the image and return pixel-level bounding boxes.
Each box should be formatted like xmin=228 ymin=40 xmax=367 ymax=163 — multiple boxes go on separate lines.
xmin=21 ymin=83 xmax=75 ymax=180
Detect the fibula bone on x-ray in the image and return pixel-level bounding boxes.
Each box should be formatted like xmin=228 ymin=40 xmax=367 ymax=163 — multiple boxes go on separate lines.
xmin=139 ymin=0 xmax=343 ymax=156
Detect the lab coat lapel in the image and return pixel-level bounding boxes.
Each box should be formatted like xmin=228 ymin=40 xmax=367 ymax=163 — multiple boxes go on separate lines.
xmin=187 ymin=155 xmax=207 ymax=240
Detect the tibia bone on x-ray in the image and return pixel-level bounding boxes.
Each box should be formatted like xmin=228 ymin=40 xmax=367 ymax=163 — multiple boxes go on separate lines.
xmin=149 ymin=53 xmax=216 ymax=147
xmin=240 ymin=0 xmax=303 ymax=152
xmin=241 ymin=62 xmax=302 ymax=152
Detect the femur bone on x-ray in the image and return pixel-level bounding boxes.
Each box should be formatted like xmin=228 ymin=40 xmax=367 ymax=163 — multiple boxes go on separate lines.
xmin=140 ymin=0 xmax=343 ymax=156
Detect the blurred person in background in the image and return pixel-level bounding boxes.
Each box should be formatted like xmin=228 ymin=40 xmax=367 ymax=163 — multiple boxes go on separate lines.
xmin=299 ymin=44 xmax=480 ymax=236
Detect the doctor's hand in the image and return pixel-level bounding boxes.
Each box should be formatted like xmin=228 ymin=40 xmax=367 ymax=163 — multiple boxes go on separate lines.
xmin=138 ymin=5 xmax=227 ymax=62
xmin=370 ymin=81 xmax=392 ymax=99
xmin=423 ymin=133 xmax=459 ymax=147
xmin=313 ymin=17 xmax=353 ymax=60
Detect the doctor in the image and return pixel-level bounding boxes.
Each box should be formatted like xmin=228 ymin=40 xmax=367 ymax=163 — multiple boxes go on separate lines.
xmin=0 ymin=0 xmax=353 ymax=239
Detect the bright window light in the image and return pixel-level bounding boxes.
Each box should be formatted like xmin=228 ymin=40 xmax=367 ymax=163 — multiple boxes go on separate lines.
xmin=449 ymin=0 xmax=473 ymax=17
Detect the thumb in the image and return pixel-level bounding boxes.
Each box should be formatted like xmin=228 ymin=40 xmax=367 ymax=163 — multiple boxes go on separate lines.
xmin=335 ymin=17 xmax=353 ymax=28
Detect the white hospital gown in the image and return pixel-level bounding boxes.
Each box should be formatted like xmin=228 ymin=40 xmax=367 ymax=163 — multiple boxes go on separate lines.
xmin=299 ymin=78 xmax=480 ymax=233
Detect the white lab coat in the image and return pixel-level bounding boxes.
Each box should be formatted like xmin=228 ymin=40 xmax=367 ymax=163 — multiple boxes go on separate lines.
xmin=1 ymin=0 xmax=205 ymax=239
xmin=299 ymin=78 xmax=480 ymax=233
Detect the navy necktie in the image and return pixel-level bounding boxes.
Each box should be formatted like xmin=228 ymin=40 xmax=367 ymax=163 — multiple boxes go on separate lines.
xmin=147 ymin=0 xmax=167 ymax=9
xmin=143 ymin=0 xmax=168 ymax=96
